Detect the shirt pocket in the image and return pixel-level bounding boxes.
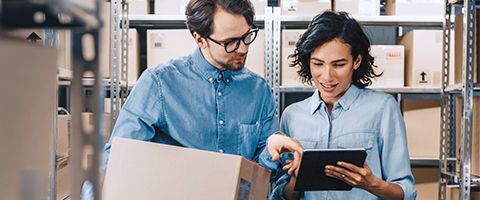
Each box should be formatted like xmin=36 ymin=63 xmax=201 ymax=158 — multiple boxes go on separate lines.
xmin=331 ymin=131 xmax=375 ymax=150
xmin=239 ymin=122 xmax=260 ymax=160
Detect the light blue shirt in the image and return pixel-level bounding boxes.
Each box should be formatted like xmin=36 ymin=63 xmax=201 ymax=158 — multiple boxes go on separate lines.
xmin=270 ymin=85 xmax=416 ymax=200
xmin=105 ymin=47 xmax=278 ymax=165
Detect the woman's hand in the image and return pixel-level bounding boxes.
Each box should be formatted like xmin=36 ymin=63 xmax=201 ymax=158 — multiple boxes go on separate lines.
xmin=324 ymin=162 xmax=380 ymax=190
xmin=324 ymin=162 xmax=404 ymax=200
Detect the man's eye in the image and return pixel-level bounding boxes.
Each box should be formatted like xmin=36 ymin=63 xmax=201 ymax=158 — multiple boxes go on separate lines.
xmin=334 ymin=63 xmax=346 ymax=68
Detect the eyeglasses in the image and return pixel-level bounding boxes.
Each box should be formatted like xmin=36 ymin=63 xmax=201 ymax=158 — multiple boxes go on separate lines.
xmin=206 ymin=26 xmax=259 ymax=53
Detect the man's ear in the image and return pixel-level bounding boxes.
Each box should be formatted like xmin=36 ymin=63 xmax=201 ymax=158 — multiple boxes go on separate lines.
xmin=193 ymin=32 xmax=207 ymax=49
xmin=353 ymin=55 xmax=362 ymax=70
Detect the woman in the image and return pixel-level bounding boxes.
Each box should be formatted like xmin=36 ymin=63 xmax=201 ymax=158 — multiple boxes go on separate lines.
xmin=271 ymin=11 xmax=416 ymax=200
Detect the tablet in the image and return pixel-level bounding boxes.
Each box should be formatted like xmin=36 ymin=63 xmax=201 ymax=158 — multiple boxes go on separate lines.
xmin=294 ymin=148 xmax=367 ymax=191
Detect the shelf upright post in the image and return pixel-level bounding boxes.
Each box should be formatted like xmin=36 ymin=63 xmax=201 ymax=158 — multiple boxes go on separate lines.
xmin=460 ymin=0 xmax=476 ymax=199
xmin=272 ymin=6 xmax=281 ymax=121
xmin=439 ymin=0 xmax=454 ymax=199
xmin=69 ymin=0 xmax=103 ymax=199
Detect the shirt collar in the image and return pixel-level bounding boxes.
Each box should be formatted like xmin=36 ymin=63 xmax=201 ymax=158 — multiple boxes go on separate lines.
xmin=191 ymin=47 xmax=235 ymax=83
xmin=309 ymin=84 xmax=361 ymax=115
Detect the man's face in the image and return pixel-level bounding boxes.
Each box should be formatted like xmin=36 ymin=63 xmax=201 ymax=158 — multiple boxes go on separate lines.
xmin=201 ymin=7 xmax=252 ymax=71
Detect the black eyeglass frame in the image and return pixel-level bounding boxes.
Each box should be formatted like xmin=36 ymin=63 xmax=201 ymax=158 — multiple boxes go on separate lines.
xmin=206 ymin=26 xmax=260 ymax=53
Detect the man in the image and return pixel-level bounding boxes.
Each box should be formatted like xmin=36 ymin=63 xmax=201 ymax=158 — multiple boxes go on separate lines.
xmin=105 ymin=0 xmax=301 ymax=174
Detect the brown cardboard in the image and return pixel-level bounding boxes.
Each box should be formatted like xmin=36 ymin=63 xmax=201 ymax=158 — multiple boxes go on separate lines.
xmin=251 ymin=0 xmax=268 ymax=15
xmin=103 ymin=138 xmax=271 ymax=200
xmin=0 ymin=36 xmax=57 ymax=200
xmin=57 ymin=114 xmax=72 ymax=157
xmin=129 ymin=0 xmax=148 ymax=14
xmin=403 ymin=100 xmax=441 ymax=158
xmin=334 ymin=0 xmax=380 ymax=17
xmin=398 ymin=30 xmax=443 ymax=87
xmin=56 ymin=160 xmax=70 ymax=200
xmin=154 ymin=0 xmax=188 ymax=15
xmin=147 ymin=29 xmax=197 ymax=68
xmin=81 ymin=112 xmax=112 ymax=144
xmin=128 ymin=29 xmax=140 ymax=84
xmin=446 ymin=186 xmax=480 ymax=200
xmin=412 ymin=168 xmax=440 ymax=200
xmin=385 ymin=0 xmax=443 ymax=17
xmin=455 ymin=96 xmax=480 ymax=176
xmin=280 ymin=0 xmax=331 ymax=16
xmin=281 ymin=29 xmax=309 ymax=86
xmin=369 ymin=45 xmax=405 ymax=87
xmin=245 ymin=29 xmax=265 ymax=78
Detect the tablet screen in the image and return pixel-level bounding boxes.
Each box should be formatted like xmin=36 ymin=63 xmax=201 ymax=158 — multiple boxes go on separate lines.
xmin=294 ymin=148 xmax=367 ymax=191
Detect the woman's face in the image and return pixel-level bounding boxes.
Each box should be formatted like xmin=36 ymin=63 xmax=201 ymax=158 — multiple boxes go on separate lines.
xmin=309 ymin=39 xmax=361 ymax=105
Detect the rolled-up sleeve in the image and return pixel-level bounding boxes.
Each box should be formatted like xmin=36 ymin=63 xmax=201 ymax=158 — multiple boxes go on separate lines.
xmin=379 ymin=97 xmax=417 ymax=200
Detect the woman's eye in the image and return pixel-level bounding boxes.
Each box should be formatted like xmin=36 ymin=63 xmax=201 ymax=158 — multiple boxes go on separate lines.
xmin=311 ymin=62 xmax=322 ymax=66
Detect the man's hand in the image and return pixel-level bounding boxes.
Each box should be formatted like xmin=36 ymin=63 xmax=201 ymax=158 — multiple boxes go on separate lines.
xmin=266 ymin=133 xmax=303 ymax=175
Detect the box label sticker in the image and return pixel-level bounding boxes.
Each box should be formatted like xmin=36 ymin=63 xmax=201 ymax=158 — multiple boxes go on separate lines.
xmin=237 ymin=178 xmax=251 ymax=200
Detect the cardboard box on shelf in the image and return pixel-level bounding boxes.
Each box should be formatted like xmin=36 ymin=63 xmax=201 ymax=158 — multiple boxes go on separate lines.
xmin=334 ymin=0 xmax=380 ymax=17
xmin=251 ymin=0 xmax=268 ymax=15
xmin=103 ymin=138 xmax=271 ymax=200
xmin=280 ymin=0 xmax=331 ymax=16
xmin=281 ymin=29 xmax=308 ymax=86
xmin=369 ymin=45 xmax=404 ymax=88
xmin=82 ymin=112 xmax=112 ymax=144
xmin=446 ymin=186 xmax=480 ymax=200
xmin=0 ymin=36 xmax=57 ymax=200
xmin=412 ymin=168 xmax=440 ymax=200
xmin=155 ymin=0 xmax=188 ymax=15
xmin=128 ymin=29 xmax=140 ymax=84
xmin=147 ymin=29 xmax=197 ymax=68
xmin=57 ymin=114 xmax=71 ymax=157
xmin=455 ymin=96 xmax=480 ymax=177
xmin=385 ymin=0 xmax=444 ymax=17
xmin=129 ymin=0 xmax=148 ymax=14
xmin=403 ymin=100 xmax=441 ymax=158
xmin=56 ymin=162 xmax=70 ymax=200
xmin=245 ymin=29 xmax=265 ymax=77
xmin=398 ymin=29 xmax=443 ymax=87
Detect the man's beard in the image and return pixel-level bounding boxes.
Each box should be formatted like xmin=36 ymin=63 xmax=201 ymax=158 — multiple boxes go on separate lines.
xmin=215 ymin=53 xmax=247 ymax=71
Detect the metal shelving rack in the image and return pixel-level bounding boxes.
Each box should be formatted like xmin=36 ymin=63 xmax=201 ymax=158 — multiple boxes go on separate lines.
xmin=439 ymin=0 xmax=480 ymax=199
xmin=0 ymin=0 xmax=128 ymax=199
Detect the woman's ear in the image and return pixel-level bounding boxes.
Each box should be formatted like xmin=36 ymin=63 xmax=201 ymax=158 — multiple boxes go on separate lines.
xmin=353 ymin=55 xmax=362 ymax=70
xmin=193 ymin=32 xmax=208 ymax=49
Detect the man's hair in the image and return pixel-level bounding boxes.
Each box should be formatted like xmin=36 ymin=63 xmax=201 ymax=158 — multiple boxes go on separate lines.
xmin=290 ymin=11 xmax=381 ymax=88
xmin=185 ymin=0 xmax=255 ymax=37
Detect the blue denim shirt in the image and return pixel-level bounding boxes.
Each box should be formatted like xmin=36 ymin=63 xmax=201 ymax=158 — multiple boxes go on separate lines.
xmin=105 ymin=47 xmax=278 ymax=164
xmin=270 ymin=85 xmax=417 ymax=200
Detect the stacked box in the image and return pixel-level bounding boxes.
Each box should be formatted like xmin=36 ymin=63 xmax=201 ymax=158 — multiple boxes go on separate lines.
xmin=369 ymin=45 xmax=404 ymax=88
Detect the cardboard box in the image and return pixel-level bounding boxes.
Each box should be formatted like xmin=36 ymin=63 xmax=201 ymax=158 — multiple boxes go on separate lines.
xmin=398 ymin=30 xmax=443 ymax=87
xmin=147 ymin=29 xmax=197 ymax=68
xmin=0 ymin=36 xmax=57 ymax=200
xmin=403 ymin=100 xmax=441 ymax=158
xmin=103 ymin=138 xmax=271 ymax=200
xmin=281 ymin=29 xmax=308 ymax=86
xmin=280 ymin=0 xmax=331 ymax=16
xmin=82 ymin=112 xmax=112 ymax=144
xmin=56 ymin=161 xmax=70 ymax=200
xmin=128 ymin=29 xmax=140 ymax=84
xmin=385 ymin=0 xmax=444 ymax=17
xmin=251 ymin=0 xmax=268 ymax=15
xmin=129 ymin=0 xmax=148 ymax=14
xmin=335 ymin=0 xmax=380 ymax=17
xmin=446 ymin=186 xmax=480 ymax=200
xmin=155 ymin=0 xmax=188 ymax=15
xmin=245 ymin=29 xmax=265 ymax=77
xmin=369 ymin=45 xmax=404 ymax=88
xmin=455 ymin=96 xmax=480 ymax=177
xmin=412 ymin=168 xmax=440 ymax=200
xmin=57 ymin=114 xmax=72 ymax=157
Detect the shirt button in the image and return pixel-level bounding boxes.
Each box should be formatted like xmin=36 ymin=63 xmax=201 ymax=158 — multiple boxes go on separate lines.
xmin=219 ymin=120 xmax=224 ymax=125
xmin=208 ymin=78 xmax=213 ymax=82
xmin=219 ymin=149 xmax=224 ymax=153
xmin=226 ymin=79 xmax=230 ymax=83
xmin=218 ymin=92 xmax=222 ymax=96
xmin=218 ymin=74 xmax=223 ymax=79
